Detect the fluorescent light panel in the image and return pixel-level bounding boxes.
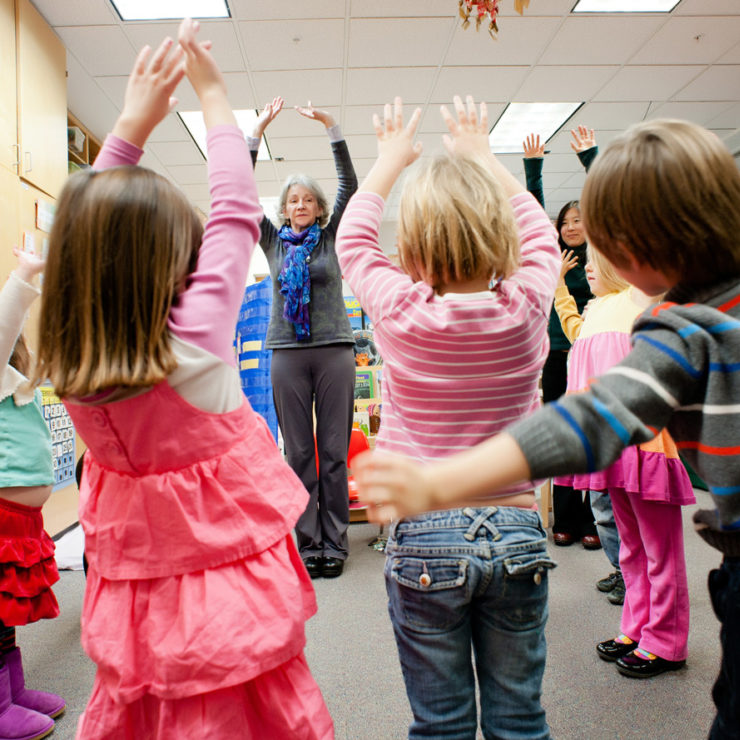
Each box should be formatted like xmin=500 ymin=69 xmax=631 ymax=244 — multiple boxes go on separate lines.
xmin=179 ymin=110 xmax=271 ymax=161
xmin=488 ymin=102 xmax=582 ymax=154
xmin=572 ymin=0 xmax=680 ymax=12
xmin=110 ymin=0 xmax=229 ymax=21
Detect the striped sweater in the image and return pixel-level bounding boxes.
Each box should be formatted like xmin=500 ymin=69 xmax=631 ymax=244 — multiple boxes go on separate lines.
xmin=336 ymin=191 xmax=560 ymax=500
xmin=509 ymin=276 xmax=740 ymax=551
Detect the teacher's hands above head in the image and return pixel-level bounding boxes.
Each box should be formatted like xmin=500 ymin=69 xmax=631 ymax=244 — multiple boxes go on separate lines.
xmin=296 ymin=101 xmax=336 ymax=128
xmin=253 ymin=96 xmax=284 ymax=138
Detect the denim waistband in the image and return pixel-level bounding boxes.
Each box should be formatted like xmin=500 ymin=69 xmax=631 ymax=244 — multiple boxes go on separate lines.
xmin=390 ymin=506 xmax=543 ymax=541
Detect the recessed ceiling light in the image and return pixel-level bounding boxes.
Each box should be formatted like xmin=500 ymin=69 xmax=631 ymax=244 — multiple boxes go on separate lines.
xmin=488 ymin=102 xmax=583 ymax=154
xmin=110 ymin=0 xmax=230 ymax=21
xmin=572 ymin=0 xmax=680 ymax=12
xmin=179 ymin=110 xmax=271 ymax=161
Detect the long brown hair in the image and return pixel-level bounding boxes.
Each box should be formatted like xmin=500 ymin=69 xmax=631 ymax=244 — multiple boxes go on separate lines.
xmin=9 ymin=334 xmax=30 ymax=377
xmin=33 ymin=166 xmax=203 ymax=397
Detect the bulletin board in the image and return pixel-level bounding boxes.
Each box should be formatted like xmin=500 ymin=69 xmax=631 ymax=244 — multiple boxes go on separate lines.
xmin=39 ymin=385 xmax=75 ymax=491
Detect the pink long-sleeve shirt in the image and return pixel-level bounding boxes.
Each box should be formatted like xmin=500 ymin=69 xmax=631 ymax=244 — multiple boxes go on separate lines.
xmin=336 ymin=190 xmax=559 ymax=499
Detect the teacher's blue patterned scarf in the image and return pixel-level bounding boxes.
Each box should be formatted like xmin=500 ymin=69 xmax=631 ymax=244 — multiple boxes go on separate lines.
xmin=277 ymin=222 xmax=321 ymax=340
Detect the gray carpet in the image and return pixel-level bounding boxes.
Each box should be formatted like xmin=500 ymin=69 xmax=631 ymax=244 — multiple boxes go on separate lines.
xmin=20 ymin=489 xmax=720 ymax=739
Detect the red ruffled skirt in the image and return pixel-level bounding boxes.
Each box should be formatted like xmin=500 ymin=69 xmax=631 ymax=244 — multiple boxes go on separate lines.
xmin=0 ymin=497 xmax=59 ymax=626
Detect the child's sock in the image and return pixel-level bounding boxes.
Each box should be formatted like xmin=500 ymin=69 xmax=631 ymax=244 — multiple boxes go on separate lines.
xmin=633 ymin=647 xmax=657 ymax=661
xmin=614 ymin=634 xmax=635 ymax=646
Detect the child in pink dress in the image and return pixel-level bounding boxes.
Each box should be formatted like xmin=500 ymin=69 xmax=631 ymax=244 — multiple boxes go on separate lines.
xmin=554 ymin=246 xmax=695 ymax=678
xmin=32 ymin=20 xmax=332 ymax=739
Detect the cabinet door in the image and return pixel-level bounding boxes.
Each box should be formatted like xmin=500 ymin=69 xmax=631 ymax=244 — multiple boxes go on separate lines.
xmin=0 ymin=0 xmax=18 ymax=175
xmin=16 ymin=0 xmax=67 ymax=198
xmin=0 ymin=165 xmax=19 ymax=279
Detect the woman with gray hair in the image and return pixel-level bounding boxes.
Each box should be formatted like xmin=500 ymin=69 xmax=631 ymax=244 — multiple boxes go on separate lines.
xmin=249 ymin=98 xmax=358 ymax=579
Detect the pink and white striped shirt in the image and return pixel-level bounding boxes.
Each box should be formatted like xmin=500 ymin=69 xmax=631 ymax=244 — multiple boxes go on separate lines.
xmin=336 ymin=190 xmax=560 ymax=499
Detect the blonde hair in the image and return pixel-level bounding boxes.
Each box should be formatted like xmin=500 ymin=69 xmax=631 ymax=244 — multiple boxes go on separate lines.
xmin=581 ymin=119 xmax=740 ymax=287
xmin=33 ymin=166 xmax=203 ymax=397
xmin=587 ymin=245 xmax=629 ymax=295
xmin=397 ymin=154 xmax=520 ymax=290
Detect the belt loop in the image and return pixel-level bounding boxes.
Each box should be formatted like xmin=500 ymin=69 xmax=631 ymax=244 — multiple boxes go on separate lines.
xmin=463 ymin=507 xmax=500 ymax=541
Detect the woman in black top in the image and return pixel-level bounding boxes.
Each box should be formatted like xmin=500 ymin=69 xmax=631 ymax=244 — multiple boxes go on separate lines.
xmin=250 ymin=98 xmax=358 ymax=579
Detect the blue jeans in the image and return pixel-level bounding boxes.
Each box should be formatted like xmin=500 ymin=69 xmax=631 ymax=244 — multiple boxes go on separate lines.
xmin=589 ymin=490 xmax=621 ymax=571
xmin=385 ymin=507 xmax=556 ymax=740
xmin=709 ymin=556 xmax=740 ymax=740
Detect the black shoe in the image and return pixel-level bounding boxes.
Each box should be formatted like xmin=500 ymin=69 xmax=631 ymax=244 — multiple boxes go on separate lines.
xmin=616 ymin=651 xmax=685 ymax=678
xmin=596 ymin=571 xmax=621 ymax=592
xmin=607 ymin=576 xmax=625 ymax=605
xmin=597 ymin=638 xmax=638 ymax=662
xmin=321 ymin=557 xmax=344 ymax=578
xmin=303 ymin=557 xmax=323 ymax=579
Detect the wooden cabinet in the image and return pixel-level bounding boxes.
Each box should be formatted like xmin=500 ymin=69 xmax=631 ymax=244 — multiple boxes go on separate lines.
xmin=0 ymin=0 xmax=18 ymax=175
xmin=16 ymin=0 xmax=67 ymax=198
xmin=0 ymin=166 xmax=19 ymax=278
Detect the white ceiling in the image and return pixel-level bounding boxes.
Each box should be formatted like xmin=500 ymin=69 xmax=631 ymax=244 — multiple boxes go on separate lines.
xmin=33 ymin=0 xmax=740 ymax=223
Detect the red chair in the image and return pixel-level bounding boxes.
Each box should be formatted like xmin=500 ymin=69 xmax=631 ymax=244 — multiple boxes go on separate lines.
xmin=314 ymin=428 xmax=370 ymax=502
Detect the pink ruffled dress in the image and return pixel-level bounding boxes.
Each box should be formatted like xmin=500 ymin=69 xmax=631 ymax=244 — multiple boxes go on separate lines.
xmin=64 ymin=128 xmax=333 ymax=739
xmin=554 ymin=287 xmax=695 ymax=505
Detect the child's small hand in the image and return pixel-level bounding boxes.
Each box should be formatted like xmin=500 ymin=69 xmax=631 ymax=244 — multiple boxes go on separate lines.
xmin=253 ymin=97 xmax=284 ymax=138
xmin=353 ymin=450 xmax=438 ymax=524
xmin=113 ymin=36 xmax=185 ymax=149
xmin=13 ymin=247 xmax=45 ymax=284
xmin=560 ymin=249 xmax=579 ymax=282
xmin=441 ymin=95 xmax=491 ymax=160
xmin=523 ymin=133 xmax=545 ymax=159
xmin=372 ymin=97 xmax=423 ymax=168
xmin=296 ymin=101 xmax=335 ymax=129
xmin=570 ymin=125 xmax=596 ymax=153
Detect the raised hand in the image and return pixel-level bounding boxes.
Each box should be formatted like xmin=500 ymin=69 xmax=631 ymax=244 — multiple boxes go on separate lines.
xmin=440 ymin=95 xmax=491 ymax=160
xmin=113 ymin=35 xmax=185 ymax=148
xmin=296 ymin=101 xmax=336 ymax=128
xmin=177 ymin=18 xmax=234 ymax=129
xmin=13 ymin=247 xmax=45 ymax=285
xmin=559 ymin=249 xmax=579 ymax=284
xmin=253 ymin=97 xmax=284 ymax=138
xmin=570 ymin=125 xmax=596 ymax=153
xmin=523 ymin=133 xmax=545 ymax=158
xmin=373 ymin=97 xmax=423 ymax=167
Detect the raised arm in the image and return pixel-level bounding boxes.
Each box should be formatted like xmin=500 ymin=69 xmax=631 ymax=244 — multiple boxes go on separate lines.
xmin=553 ymin=250 xmax=583 ymax=342
xmin=166 ymin=18 xmax=261 ymax=365
xmin=0 ymin=249 xmax=44 ymax=370
xmin=570 ymin=124 xmax=598 ymax=172
xmin=522 ymin=133 xmax=545 ymax=208
xmin=295 ymin=102 xmax=359 ymax=233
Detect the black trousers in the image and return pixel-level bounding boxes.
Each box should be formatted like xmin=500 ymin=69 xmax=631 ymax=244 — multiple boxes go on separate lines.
xmin=541 ymin=350 xmax=596 ymax=537
xmin=271 ymin=344 xmax=355 ymax=560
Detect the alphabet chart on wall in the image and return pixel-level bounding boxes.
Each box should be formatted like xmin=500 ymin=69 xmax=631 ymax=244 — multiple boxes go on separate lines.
xmin=39 ymin=385 xmax=75 ymax=491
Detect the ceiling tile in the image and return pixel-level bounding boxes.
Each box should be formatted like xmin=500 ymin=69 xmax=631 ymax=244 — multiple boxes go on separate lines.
xmin=514 ymin=66 xmax=618 ymax=102
xmin=706 ymin=102 xmax=740 ymax=128
xmin=349 ymin=18 xmax=451 ymax=67
xmin=594 ymin=65 xmax=705 ymax=101
xmin=57 ymin=25 xmax=136 ymax=76
xmin=673 ymin=65 xmax=740 ymax=101
xmin=345 ymin=68 xmax=437 ymax=105
xmin=31 ymin=0 xmax=118 ymax=26
xmin=573 ymin=102 xmax=651 ymax=130
xmin=252 ymin=69 xmax=343 ymax=108
xmin=539 ymin=16 xmax=665 ymax=66
xmin=166 ymin=164 xmax=209 ymax=185
xmin=629 ymin=17 xmax=740 ymax=65
xmin=718 ymin=42 xmax=740 ymax=64
xmin=147 ymin=141 xmax=205 ymax=166
xmin=228 ymin=0 xmax=345 ymax=20
xmin=261 ymin=108 xmax=342 ymax=138
xmin=124 ymin=21 xmax=245 ymax=72
xmin=239 ymin=19 xmax=344 ymax=71
xmin=445 ymin=17 xmax=562 ymax=66
xmin=676 ymin=0 xmax=740 ymax=14
xmin=646 ymin=101 xmax=736 ymax=125
xmin=430 ymin=67 xmax=528 ymax=105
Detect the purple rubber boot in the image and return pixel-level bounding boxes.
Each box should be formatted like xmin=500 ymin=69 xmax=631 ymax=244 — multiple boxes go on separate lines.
xmin=5 ymin=650 xmax=64 ymax=719
xmin=0 ymin=662 xmax=53 ymax=740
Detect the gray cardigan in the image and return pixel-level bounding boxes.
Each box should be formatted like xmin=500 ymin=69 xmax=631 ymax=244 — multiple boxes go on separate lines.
xmin=250 ymin=132 xmax=358 ymax=349
xmin=509 ymin=276 xmax=740 ymax=554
